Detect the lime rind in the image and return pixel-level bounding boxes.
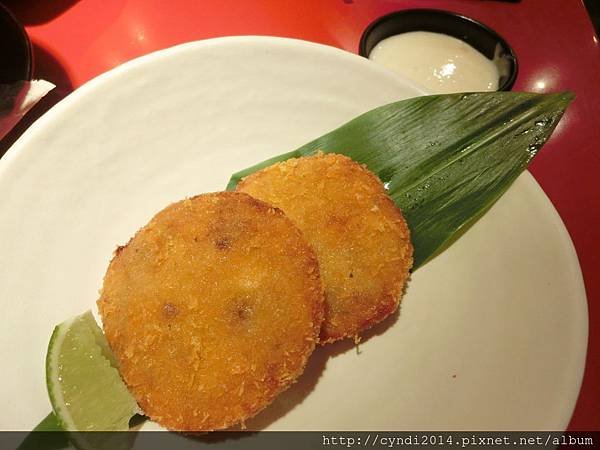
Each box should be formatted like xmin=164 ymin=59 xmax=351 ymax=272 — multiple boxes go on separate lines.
xmin=46 ymin=316 xmax=76 ymax=431
xmin=45 ymin=311 xmax=139 ymax=432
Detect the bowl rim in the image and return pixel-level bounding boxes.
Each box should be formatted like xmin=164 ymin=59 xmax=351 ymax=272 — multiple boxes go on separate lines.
xmin=0 ymin=2 xmax=33 ymax=82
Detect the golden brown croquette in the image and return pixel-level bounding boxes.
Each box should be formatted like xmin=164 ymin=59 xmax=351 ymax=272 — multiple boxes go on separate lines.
xmin=237 ymin=153 xmax=412 ymax=344
xmin=97 ymin=192 xmax=324 ymax=431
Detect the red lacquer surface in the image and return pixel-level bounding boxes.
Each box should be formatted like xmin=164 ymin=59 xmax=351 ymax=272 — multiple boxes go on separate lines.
xmin=3 ymin=0 xmax=598 ymax=430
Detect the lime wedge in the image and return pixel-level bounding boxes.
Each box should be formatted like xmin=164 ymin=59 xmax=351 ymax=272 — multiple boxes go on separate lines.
xmin=45 ymin=311 xmax=139 ymax=431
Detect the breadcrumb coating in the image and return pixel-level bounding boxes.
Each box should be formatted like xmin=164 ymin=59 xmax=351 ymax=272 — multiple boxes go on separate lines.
xmin=97 ymin=192 xmax=324 ymax=431
xmin=237 ymin=153 xmax=412 ymax=343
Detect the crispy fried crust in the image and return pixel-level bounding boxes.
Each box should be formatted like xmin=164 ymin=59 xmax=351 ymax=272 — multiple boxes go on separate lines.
xmin=97 ymin=192 xmax=324 ymax=431
xmin=237 ymin=153 xmax=413 ymax=344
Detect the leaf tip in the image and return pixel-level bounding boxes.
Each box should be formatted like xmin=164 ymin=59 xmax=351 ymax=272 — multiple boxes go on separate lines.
xmin=552 ymin=91 xmax=576 ymax=105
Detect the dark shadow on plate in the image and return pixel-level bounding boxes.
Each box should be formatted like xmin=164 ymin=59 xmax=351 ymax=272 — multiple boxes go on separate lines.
xmin=3 ymin=0 xmax=80 ymax=26
xmin=176 ymin=307 xmax=403 ymax=447
xmin=0 ymin=42 xmax=73 ymax=159
xmin=228 ymin=305 xmax=401 ymax=432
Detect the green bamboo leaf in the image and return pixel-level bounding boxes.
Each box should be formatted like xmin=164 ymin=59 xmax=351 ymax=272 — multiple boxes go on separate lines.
xmin=227 ymin=92 xmax=573 ymax=269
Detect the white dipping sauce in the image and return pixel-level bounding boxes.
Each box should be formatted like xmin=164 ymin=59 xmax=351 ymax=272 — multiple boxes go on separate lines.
xmin=369 ymin=31 xmax=499 ymax=94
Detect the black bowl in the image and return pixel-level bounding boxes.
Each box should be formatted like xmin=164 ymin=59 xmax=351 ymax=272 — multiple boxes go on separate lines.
xmin=0 ymin=2 xmax=33 ymax=83
xmin=359 ymin=9 xmax=517 ymax=91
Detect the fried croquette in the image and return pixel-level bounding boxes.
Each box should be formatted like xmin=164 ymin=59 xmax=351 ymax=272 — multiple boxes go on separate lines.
xmin=97 ymin=192 xmax=324 ymax=431
xmin=237 ymin=153 xmax=413 ymax=344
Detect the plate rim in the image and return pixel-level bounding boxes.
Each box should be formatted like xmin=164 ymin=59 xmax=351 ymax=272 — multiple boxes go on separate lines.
xmin=512 ymin=170 xmax=589 ymax=427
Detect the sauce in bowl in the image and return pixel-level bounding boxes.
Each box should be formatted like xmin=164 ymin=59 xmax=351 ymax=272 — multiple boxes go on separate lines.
xmin=369 ymin=31 xmax=500 ymax=94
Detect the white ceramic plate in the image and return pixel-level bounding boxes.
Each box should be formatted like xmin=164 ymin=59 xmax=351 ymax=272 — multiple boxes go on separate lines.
xmin=0 ymin=37 xmax=587 ymax=431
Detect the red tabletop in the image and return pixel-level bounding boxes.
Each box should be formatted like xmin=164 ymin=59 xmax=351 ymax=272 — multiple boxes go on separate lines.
xmin=3 ymin=0 xmax=599 ymax=431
